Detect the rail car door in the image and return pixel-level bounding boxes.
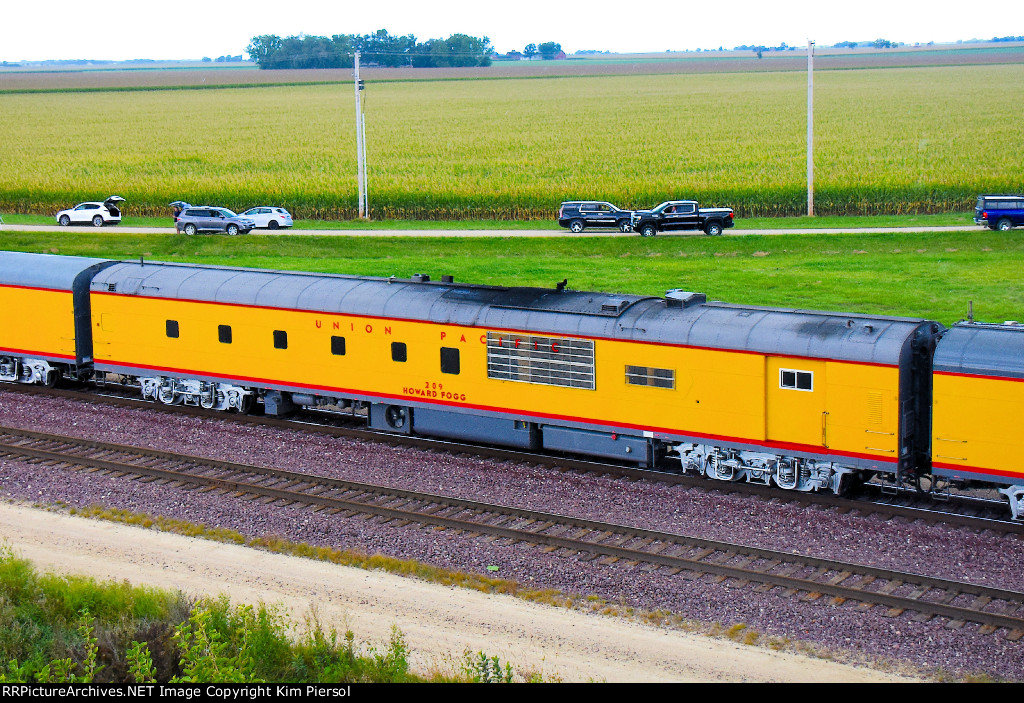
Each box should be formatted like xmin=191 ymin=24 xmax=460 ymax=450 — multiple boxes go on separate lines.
xmin=765 ymin=357 xmax=828 ymax=452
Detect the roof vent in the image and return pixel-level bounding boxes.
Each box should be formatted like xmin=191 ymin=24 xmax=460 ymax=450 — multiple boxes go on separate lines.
xmin=601 ymin=299 xmax=629 ymax=313
xmin=441 ymin=275 xmax=454 ymax=283
xmin=664 ymin=290 xmax=707 ymax=308
xmin=411 ymin=273 xmax=431 ymax=283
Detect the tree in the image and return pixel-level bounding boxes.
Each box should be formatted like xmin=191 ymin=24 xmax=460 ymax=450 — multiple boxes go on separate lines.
xmin=445 ymin=34 xmax=493 ymax=66
xmin=246 ymin=35 xmax=282 ymax=66
xmin=537 ymin=42 xmax=561 ymax=60
xmin=247 ymin=30 xmax=492 ymax=70
xmin=358 ymin=29 xmax=416 ymax=67
xmin=523 ymin=43 xmax=537 ymax=59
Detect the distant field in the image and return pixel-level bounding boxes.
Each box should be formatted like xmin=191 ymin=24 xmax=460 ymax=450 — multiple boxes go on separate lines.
xmin=2 ymin=44 xmax=1022 ymax=90
xmin=1 ymin=59 xmax=1021 ymax=220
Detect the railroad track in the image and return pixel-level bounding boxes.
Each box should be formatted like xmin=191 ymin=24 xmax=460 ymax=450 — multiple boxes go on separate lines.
xmin=2 ymin=424 xmax=1023 ymax=639
xmin=4 ymin=382 xmax=1022 ymax=536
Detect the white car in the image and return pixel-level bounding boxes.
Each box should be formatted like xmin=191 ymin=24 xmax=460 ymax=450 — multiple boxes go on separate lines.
xmin=239 ymin=206 xmax=293 ymax=230
xmin=56 ymin=196 xmax=125 ymax=227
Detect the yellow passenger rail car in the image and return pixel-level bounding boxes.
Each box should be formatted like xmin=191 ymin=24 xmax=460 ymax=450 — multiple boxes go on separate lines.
xmin=7 ymin=252 xmax=1024 ymax=518
xmin=85 ymin=260 xmax=940 ymax=498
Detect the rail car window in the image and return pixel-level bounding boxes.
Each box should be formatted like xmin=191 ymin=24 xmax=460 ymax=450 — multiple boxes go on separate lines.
xmin=780 ymin=369 xmax=813 ymax=391
xmin=331 ymin=336 xmax=346 ymax=356
xmin=486 ymin=332 xmax=595 ymax=390
xmin=392 ymin=342 xmax=407 ymax=362
xmin=440 ymin=347 xmax=460 ymax=375
xmin=166 ymin=320 xmax=179 ymax=338
xmin=218 ymin=325 xmax=232 ymax=344
xmin=273 ymin=330 xmax=288 ymax=350
xmin=625 ymin=365 xmax=675 ymax=389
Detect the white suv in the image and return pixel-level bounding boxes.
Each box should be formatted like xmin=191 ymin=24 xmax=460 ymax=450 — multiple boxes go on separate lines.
xmin=56 ymin=196 xmax=125 ymax=227
xmin=240 ymin=206 xmax=293 ymax=230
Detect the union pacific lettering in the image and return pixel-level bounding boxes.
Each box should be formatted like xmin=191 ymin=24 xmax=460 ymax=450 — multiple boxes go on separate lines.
xmin=313 ymin=318 xmax=391 ymax=335
xmin=489 ymin=334 xmax=561 ymax=353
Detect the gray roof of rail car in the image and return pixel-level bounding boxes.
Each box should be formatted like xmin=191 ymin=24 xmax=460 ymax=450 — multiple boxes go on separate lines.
xmin=0 ymin=252 xmax=112 ymax=291
xmin=90 ymin=261 xmax=935 ymax=365
xmin=934 ymin=322 xmax=1024 ymax=379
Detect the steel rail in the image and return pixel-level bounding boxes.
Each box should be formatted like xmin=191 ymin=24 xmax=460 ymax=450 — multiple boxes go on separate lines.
xmin=2 ymin=425 xmax=1022 ymax=636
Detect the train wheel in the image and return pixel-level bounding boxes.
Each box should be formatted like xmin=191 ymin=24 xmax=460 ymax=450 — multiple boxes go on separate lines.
xmin=43 ymin=369 xmax=60 ymax=388
xmin=157 ymin=382 xmax=178 ymax=405
xmin=238 ymin=393 xmax=255 ymax=414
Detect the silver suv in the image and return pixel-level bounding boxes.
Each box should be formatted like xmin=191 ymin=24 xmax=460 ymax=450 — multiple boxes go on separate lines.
xmin=175 ymin=207 xmax=256 ymax=236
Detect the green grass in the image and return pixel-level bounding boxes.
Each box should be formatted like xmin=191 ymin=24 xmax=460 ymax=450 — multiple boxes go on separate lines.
xmin=0 ymin=64 xmax=1021 ymax=219
xmin=2 ymin=229 xmax=1020 ymax=326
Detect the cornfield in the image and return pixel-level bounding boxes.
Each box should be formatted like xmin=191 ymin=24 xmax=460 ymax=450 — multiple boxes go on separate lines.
xmin=0 ymin=63 xmax=1021 ymax=219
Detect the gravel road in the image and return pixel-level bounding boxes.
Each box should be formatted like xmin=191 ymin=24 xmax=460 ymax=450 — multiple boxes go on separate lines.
xmin=0 ymin=223 xmax=977 ymax=237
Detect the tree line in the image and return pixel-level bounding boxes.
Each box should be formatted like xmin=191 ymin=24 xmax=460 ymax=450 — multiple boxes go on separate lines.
xmin=246 ymin=30 xmax=493 ymax=69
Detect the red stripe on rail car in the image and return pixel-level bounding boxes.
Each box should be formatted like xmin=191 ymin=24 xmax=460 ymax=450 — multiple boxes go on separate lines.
xmin=0 ymin=346 xmax=75 ymax=360
xmin=934 ymin=370 xmax=1024 ymax=383
xmin=97 ymin=357 xmax=900 ymax=467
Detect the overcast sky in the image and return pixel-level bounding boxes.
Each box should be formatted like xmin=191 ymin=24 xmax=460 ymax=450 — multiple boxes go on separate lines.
xmin=4 ymin=0 xmax=1021 ymax=62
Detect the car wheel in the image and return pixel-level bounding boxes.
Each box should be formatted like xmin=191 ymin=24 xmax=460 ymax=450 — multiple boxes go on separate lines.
xmin=226 ymin=224 xmax=240 ymax=236
xmin=569 ymin=219 xmax=585 ymax=233
xmin=617 ymin=220 xmax=632 ymax=233
xmin=704 ymin=222 xmax=723 ymax=236
xmin=997 ymin=218 xmax=1014 ymax=231
xmin=58 ymin=215 xmax=71 ymax=226
xmin=92 ymin=215 xmax=104 ymax=227
xmin=640 ymin=224 xmax=658 ymax=237
xmin=183 ymin=224 xmax=197 ymax=236
xmin=268 ymin=220 xmax=279 ymax=230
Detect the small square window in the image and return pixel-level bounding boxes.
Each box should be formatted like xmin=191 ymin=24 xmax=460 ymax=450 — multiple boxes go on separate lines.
xmin=273 ymin=330 xmax=288 ymax=350
xmin=780 ymin=368 xmax=813 ymax=392
xmin=331 ymin=336 xmax=346 ymax=356
xmin=166 ymin=320 xmax=179 ymax=338
xmin=218 ymin=325 xmax=232 ymax=344
xmin=440 ymin=347 xmax=460 ymax=375
xmin=391 ymin=342 xmax=407 ymax=363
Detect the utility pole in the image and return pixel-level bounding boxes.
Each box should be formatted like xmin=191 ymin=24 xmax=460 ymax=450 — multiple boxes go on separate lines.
xmin=354 ymin=51 xmax=369 ymax=219
xmin=807 ymin=39 xmax=814 ymax=217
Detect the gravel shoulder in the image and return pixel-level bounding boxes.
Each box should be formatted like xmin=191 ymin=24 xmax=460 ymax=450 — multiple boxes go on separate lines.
xmin=0 ymin=501 xmax=914 ymax=683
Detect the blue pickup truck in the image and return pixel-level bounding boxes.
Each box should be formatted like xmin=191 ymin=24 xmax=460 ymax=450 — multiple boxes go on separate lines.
xmin=974 ymin=194 xmax=1024 ymax=231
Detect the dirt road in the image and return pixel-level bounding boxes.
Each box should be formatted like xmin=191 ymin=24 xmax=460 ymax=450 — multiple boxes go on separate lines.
xmin=0 ymin=223 xmax=974 ymax=237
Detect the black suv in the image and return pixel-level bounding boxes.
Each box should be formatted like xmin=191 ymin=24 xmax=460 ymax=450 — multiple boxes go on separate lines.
xmin=974 ymin=195 xmax=1024 ymax=231
xmin=557 ymin=201 xmax=634 ymax=233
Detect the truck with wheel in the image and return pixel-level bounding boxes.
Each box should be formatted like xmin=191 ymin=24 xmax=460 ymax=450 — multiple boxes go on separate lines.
xmin=631 ymin=200 xmax=735 ymax=237
xmin=974 ymin=194 xmax=1024 ymax=231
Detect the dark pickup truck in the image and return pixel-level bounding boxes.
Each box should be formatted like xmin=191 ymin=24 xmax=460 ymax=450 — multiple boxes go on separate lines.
xmin=631 ymin=200 xmax=735 ymax=236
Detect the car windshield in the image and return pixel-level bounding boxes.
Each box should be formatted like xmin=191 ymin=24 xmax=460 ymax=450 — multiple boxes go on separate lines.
xmin=216 ymin=209 xmax=238 ymax=217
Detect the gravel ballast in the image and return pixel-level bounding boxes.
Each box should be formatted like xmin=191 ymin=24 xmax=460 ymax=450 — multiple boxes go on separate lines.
xmin=0 ymin=389 xmax=1021 ymax=679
